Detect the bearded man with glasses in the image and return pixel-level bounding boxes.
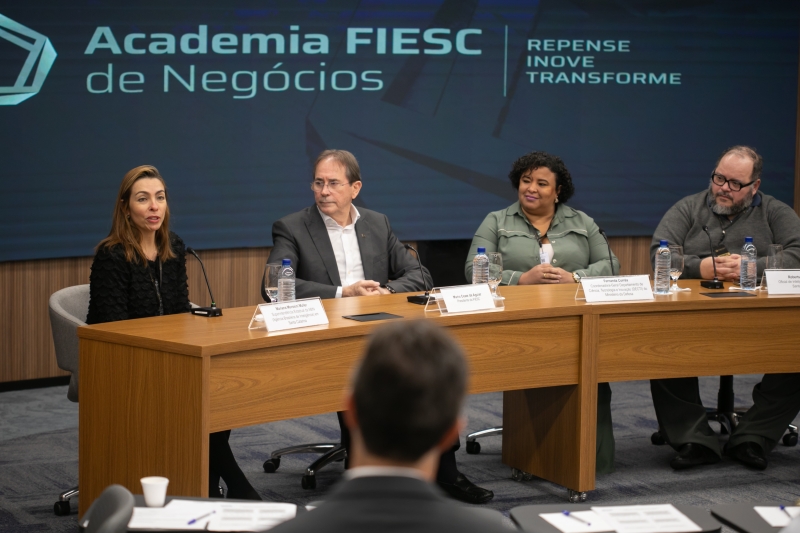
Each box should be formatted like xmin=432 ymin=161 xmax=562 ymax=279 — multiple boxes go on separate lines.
xmin=648 ymin=145 xmax=800 ymax=472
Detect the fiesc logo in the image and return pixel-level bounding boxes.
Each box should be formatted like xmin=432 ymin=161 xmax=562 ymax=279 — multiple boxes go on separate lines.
xmin=0 ymin=13 xmax=57 ymax=105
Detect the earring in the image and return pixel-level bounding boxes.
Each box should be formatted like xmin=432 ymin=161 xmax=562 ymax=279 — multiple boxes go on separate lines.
xmin=555 ymin=198 xmax=559 ymax=203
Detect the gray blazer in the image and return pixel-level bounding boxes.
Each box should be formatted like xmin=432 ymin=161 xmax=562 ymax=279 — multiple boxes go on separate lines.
xmin=267 ymin=205 xmax=432 ymax=300
xmin=269 ymin=476 xmax=510 ymax=533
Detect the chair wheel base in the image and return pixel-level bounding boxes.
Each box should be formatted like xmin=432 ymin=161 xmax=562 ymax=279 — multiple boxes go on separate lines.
xmin=54 ymin=501 xmax=71 ymax=516
xmin=568 ymin=490 xmax=587 ymax=503
xmin=466 ymin=441 xmax=481 ymax=454
xmin=301 ymin=475 xmax=316 ymax=490
xmin=263 ymin=457 xmax=281 ymax=473
xmin=783 ymin=433 xmax=798 ymax=447
xmin=650 ymin=431 xmax=667 ymax=445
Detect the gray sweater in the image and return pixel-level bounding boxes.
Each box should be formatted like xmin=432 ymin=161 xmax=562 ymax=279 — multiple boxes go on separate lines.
xmin=650 ymin=190 xmax=800 ymax=279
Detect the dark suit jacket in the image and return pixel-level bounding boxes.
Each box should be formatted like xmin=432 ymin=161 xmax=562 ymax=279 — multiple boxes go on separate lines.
xmin=269 ymin=476 xmax=509 ymax=533
xmin=266 ymin=205 xmax=432 ymax=300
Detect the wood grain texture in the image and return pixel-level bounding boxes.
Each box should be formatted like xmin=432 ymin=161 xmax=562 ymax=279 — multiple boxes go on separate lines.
xmin=503 ymin=386 xmax=588 ymax=490
xmin=607 ymin=236 xmax=652 ymax=276
xmin=79 ymin=339 xmax=208 ymax=516
xmin=0 ymin=256 xmax=91 ymax=382
xmin=597 ymin=307 xmax=800 ymax=382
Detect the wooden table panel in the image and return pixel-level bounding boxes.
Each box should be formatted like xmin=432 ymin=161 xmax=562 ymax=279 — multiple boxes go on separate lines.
xmin=448 ymin=317 xmax=581 ymax=393
xmin=79 ymin=339 xmax=208 ymax=514
xmin=597 ymin=307 xmax=800 ymax=382
xmin=210 ymin=336 xmax=364 ymax=431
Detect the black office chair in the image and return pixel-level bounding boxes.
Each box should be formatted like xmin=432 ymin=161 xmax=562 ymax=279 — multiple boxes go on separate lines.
xmin=263 ymin=444 xmax=346 ymax=489
xmin=650 ymin=375 xmax=799 ymax=446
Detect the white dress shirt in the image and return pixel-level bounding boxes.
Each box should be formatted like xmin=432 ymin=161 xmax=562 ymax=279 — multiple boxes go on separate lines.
xmin=317 ymin=205 xmax=366 ymax=298
xmin=343 ymin=465 xmax=427 ymax=481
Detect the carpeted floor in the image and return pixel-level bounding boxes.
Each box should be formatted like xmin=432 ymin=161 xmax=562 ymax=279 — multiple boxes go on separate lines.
xmin=1 ymin=376 xmax=799 ymax=532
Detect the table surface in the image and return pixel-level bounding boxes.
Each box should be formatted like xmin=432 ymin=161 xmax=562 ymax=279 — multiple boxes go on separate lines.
xmin=76 ymin=281 xmax=800 ymax=516
xmin=510 ymin=504 xmax=721 ymax=533
xmin=79 ymin=281 xmax=800 ymax=358
xmin=710 ymin=503 xmax=797 ymax=533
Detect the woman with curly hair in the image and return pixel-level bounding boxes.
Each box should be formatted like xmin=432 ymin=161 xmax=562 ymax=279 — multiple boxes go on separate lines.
xmin=464 ymin=151 xmax=619 ymax=473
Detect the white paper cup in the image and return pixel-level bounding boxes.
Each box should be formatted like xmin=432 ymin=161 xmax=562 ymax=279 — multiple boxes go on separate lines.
xmin=141 ymin=476 xmax=169 ymax=507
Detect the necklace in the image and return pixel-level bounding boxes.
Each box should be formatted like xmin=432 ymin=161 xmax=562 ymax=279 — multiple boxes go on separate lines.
xmin=148 ymin=258 xmax=164 ymax=316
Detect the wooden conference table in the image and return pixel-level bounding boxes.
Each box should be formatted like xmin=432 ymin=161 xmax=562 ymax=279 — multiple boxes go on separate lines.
xmin=77 ymin=280 xmax=800 ymax=515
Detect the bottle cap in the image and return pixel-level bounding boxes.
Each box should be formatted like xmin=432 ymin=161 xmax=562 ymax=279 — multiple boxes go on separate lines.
xmin=660 ymin=240 xmax=668 ymax=247
xmin=477 ymin=247 xmax=486 ymax=254
xmin=745 ymin=237 xmax=753 ymax=243
xmin=282 ymin=258 xmax=291 ymax=266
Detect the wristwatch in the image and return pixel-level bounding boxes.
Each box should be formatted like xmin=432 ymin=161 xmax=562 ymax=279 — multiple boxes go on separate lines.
xmin=572 ymin=272 xmax=581 ymax=284
xmin=382 ymin=284 xmax=396 ymax=294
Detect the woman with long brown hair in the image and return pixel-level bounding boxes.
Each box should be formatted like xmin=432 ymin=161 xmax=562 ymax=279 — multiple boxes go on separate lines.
xmin=87 ymin=165 xmax=260 ymax=500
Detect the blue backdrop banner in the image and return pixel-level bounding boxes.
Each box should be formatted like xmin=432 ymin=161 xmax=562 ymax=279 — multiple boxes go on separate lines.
xmin=0 ymin=1 xmax=797 ymax=261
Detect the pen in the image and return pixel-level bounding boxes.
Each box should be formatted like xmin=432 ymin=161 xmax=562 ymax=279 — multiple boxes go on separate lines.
xmin=780 ymin=506 xmax=794 ymax=519
xmin=563 ymin=510 xmax=591 ymax=526
xmin=187 ymin=510 xmax=216 ymax=525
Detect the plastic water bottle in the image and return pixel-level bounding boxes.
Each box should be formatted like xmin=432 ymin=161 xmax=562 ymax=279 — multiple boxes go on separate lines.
xmin=654 ymin=240 xmax=671 ymax=294
xmin=278 ymin=258 xmax=296 ymax=302
xmin=472 ymin=247 xmax=489 ymax=284
xmin=740 ymin=237 xmax=757 ymax=290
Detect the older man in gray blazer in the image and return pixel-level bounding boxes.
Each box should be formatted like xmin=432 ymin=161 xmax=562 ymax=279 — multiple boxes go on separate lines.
xmin=268 ymin=150 xmax=430 ymax=298
xmin=266 ymin=149 xmax=493 ymax=504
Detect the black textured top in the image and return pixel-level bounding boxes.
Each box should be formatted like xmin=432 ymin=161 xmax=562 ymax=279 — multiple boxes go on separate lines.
xmin=86 ymin=232 xmax=191 ymax=324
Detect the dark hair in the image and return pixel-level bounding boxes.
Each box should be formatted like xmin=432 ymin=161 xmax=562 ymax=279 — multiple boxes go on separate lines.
xmin=508 ymin=151 xmax=575 ymax=204
xmin=353 ymin=321 xmax=468 ymax=462
xmin=716 ymin=145 xmax=763 ymax=181
xmin=96 ymin=165 xmax=174 ymax=265
xmin=314 ymin=149 xmax=362 ymax=183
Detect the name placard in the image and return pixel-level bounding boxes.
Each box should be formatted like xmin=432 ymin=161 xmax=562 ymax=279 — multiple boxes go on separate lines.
xmin=256 ymin=297 xmax=329 ymax=332
xmin=764 ymin=270 xmax=800 ymax=295
xmin=439 ymin=284 xmax=495 ymax=313
xmin=581 ymin=275 xmax=655 ymax=303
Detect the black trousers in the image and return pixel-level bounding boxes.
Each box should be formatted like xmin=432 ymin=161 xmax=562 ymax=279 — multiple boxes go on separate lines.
xmin=337 ymin=412 xmax=460 ymax=483
xmin=650 ymin=373 xmax=800 ymax=456
xmin=208 ymin=430 xmax=255 ymax=497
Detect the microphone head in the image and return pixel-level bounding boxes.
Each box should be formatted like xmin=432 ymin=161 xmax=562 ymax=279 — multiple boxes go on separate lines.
xmin=186 ymin=247 xmax=195 ymax=254
xmin=702 ymin=225 xmax=710 ymax=233
xmin=403 ymin=243 xmax=412 ymax=249
xmin=597 ymin=227 xmax=606 ymax=235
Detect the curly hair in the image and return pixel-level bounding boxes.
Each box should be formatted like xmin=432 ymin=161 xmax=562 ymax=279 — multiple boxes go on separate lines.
xmin=508 ymin=151 xmax=575 ymax=204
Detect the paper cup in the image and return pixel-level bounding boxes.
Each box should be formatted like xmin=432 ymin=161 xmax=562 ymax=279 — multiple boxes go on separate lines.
xmin=141 ymin=476 xmax=169 ymax=507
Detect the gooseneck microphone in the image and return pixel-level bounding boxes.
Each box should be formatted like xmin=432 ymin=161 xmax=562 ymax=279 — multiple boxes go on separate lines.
xmin=597 ymin=227 xmax=616 ymax=276
xmin=700 ymin=226 xmax=724 ymax=289
xmin=403 ymin=244 xmax=432 ymax=305
xmin=186 ymin=247 xmax=224 ymax=316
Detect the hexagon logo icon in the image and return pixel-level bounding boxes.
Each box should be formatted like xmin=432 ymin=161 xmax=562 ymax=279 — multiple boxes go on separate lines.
xmin=0 ymin=13 xmax=57 ymax=105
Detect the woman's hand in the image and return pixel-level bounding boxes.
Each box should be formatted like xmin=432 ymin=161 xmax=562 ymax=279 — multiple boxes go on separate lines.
xmin=519 ymin=264 xmax=564 ymax=284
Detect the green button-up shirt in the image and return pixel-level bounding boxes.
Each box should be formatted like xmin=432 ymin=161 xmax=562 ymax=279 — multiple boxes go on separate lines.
xmin=465 ymin=202 xmax=620 ymax=285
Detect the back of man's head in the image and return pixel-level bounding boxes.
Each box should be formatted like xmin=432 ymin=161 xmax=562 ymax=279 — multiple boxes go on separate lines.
xmin=352 ymin=320 xmax=468 ymax=462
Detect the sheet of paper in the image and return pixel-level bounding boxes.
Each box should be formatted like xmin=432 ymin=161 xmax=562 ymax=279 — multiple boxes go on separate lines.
xmin=540 ymin=511 xmax=614 ymax=533
xmin=591 ymin=504 xmax=701 ymax=533
xmin=128 ymin=500 xmax=217 ymax=530
xmin=754 ymin=506 xmax=800 ymax=527
xmin=207 ymin=502 xmax=297 ymax=532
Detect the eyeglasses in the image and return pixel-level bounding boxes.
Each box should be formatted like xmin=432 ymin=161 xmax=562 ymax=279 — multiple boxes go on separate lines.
xmin=311 ymin=180 xmax=350 ymax=191
xmin=710 ymin=172 xmax=756 ymax=192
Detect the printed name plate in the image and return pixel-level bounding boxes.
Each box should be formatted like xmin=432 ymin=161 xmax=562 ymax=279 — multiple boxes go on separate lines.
xmin=439 ymin=284 xmax=495 ymax=313
xmin=764 ymin=270 xmax=800 ymax=295
xmin=254 ymin=297 xmax=329 ymax=332
xmin=581 ymin=275 xmax=655 ymax=303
